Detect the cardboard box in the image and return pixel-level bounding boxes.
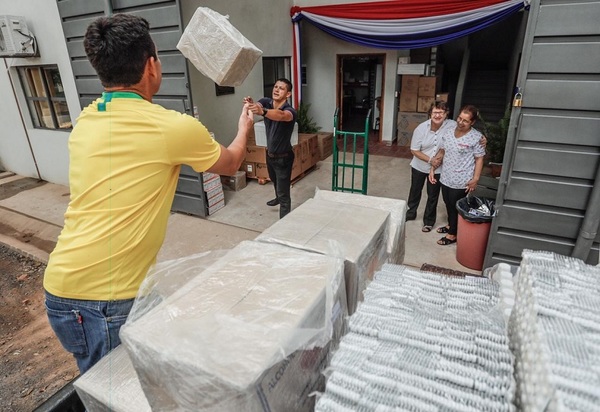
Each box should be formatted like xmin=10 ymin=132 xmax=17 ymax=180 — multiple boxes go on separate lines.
xmin=241 ymin=161 xmax=255 ymax=178
xmin=401 ymin=75 xmax=420 ymax=94
xmin=121 ymin=240 xmax=347 ymax=412
xmin=417 ymin=96 xmax=436 ymax=113
xmin=397 ymin=112 xmax=428 ymax=146
xmin=418 ymin=76 xmax=437 ymax=97
xmin=257 ymin=198 xmax=389 ymax=314
xmin=299 ymin=134 xmax=319 ymax=168
xmin=245 ymin=145 xmax=266 ymax=164
xmin=399 ymin=90 xmax=418 ymax=112
xmin=254 ymin=121 xmax=298 ymax=147
xmin=317 ymin=132 xmax=334 ymax=161
xmin=177 ymin=7 xmax=262 ymax=87
xmin=292 ymin=144 xmax=302 ymax=180
xmin=255 ymin=162 xmax=269 ymax=179
xmin=298 ymin=137 xmax=311 ymax=173
xmin=435 ymin=92 xmax=449 ymax=103
xmin=202 ymin=172 xmax=222 ymax=192
xmin=220 ymin=170 xmax=246 ymax=191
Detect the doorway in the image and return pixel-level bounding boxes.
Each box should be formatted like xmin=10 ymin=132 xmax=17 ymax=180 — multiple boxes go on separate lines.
xmin=337 ymin=54 xmax=385 ymax=139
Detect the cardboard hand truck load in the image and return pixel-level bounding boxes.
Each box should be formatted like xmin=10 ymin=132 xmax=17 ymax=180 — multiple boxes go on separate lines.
xmin=177 ymin=7 xmax=262 ymax=87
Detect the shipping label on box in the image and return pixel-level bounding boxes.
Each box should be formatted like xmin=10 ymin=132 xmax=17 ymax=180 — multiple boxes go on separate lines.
xmin=418 ymin=76 xmax=437 ymax=97
xmin=245 ymin=145 xmax=267 ymax=164
xmin=255 ymin=162 xmax=269 ymax=179
xmin=241 ymin=161 xmax=256 ymax=178
xmin=417 ymin=97 xmax=436 ymax=113
xmin=317 ymin=132 xmax=333 ymax=161
xmin=399 ymin=91 xmax=418 ymax=112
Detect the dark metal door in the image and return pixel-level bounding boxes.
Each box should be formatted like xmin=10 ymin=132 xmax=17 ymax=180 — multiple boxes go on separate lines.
xmin=56 ymin=0 xmax=208 ymax=216
xmin=483 ymin=0 xmax=600 ymax=268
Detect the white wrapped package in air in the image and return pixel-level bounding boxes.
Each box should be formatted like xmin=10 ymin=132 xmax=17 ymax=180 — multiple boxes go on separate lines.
xmin=256 ymin=198 xmax=389 ymax=315
xmin=177 ymin=7 xmax=262 ymax=86
xmin=120 ymin=240 xmax=347 ymax=412
xmin=314 ymin=188 xmax=407 ymax=264
xmin=74 ymin=346 xmax=151 ymax=412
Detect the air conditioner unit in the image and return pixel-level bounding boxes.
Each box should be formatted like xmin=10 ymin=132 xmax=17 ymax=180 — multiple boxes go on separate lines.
xmin=0 ymin=15 xmax=36 ymax=58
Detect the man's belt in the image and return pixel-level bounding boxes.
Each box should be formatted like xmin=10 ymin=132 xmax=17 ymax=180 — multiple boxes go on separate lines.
xmin=267 ymin=151 xmax=289 ymax=158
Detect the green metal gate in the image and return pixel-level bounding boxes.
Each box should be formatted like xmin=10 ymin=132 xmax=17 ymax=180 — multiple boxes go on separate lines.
xmin=331 ymin=108 xmax=371 ymax=194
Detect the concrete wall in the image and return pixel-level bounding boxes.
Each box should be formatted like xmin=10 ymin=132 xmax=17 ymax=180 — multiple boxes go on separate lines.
xmin=180 ymin=0 xmax=294 ymax=145
xmin=0 ymin=0 xmax=78 ymax=185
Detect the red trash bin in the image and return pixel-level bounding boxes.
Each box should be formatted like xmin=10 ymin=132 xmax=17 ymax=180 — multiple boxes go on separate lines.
xmin=456 ymin=215 xmax=492 ymax=271
xmin=455 ymin=196 xmax=495 ymax=271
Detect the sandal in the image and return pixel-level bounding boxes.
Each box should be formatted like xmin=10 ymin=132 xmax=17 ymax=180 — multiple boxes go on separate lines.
xmin=437 ymin=236 xmax=457 ymax=246
xmin=422 ymin=225 xmax=433 ymax=233
xmin=436 ymin=226 xmax=450 ymax=234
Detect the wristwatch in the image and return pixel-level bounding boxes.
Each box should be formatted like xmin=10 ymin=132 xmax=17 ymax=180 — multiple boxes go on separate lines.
xmin=263 ymin=107 xmax=268 ymax=116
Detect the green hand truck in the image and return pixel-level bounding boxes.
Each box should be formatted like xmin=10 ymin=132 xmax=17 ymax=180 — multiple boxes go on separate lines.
xmin=332 ymin=108 xmax=371 ymax=194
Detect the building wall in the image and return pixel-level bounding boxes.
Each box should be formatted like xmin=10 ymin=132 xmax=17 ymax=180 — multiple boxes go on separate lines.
xmin=0 ymin=0 xmax=79 ymax=185
xmin=300 ymin=22 xmax=402 ymax=142
xmin=180 ymin=0 xmax=295 ymax=145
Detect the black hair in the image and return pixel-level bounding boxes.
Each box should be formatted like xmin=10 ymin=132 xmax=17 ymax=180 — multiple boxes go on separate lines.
xmin=83 ymin=13 xmax=156 ymax=87
xmin=459 ymin=104 xmax=480 ymax=123
xmin=276 ymin=78 xmax=293 ymax=92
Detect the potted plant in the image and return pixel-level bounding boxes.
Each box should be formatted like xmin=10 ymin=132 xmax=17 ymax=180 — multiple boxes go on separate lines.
xmin=297 ymin=101 xmax=321 ymax=134
xmin=481 ymin=107 xmax=511 ymax=178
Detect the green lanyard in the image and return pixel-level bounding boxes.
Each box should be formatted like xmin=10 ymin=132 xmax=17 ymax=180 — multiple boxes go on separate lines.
xmin=97 ymin=91 xmax=143 ymax=112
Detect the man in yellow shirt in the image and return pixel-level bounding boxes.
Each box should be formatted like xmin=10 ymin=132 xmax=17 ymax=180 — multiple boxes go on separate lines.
xmin=43 ymin=13 xmax=253 ymax=373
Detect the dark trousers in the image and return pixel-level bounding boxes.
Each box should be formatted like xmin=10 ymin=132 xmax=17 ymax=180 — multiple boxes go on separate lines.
xmin=267 ymin=150 xmax=295 ymax=218
xmin=406 ymin=167 xmax=440 ymax=226
xmin=441 ymin=184 xmax=467 ymax=236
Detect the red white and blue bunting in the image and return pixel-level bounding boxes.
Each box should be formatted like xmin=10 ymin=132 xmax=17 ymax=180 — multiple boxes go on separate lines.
xmin=289 ymin=0 xmax=529 ymax=107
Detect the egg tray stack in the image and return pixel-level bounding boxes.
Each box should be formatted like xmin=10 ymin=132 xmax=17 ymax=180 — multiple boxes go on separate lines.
xmin=509 ymin=250 xmax=600 ymax=411
xmin=315 ymin=264 xmax=515 ymax=412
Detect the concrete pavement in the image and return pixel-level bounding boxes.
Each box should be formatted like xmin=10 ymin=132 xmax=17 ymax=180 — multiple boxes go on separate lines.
xmin=0 ymin=155 xmax=478 ymax=274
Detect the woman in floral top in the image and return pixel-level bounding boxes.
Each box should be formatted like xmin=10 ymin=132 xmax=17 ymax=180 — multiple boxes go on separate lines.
xmin=429 ymin=105 xmax=486 ymax=245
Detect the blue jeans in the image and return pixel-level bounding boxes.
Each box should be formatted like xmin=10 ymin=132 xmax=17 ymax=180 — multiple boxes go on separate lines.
xmin=44 ymin=291 xmax=134 ymax=374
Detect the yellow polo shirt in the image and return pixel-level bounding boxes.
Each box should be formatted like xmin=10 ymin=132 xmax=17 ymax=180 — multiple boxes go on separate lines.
xmin=44 ymin=92 xmax=221 ymax=300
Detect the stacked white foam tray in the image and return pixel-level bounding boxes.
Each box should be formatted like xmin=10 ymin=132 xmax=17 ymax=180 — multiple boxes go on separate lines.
xmin=316 ymin=264 xmax=516 ymax=411
xmin=509 ymin=250 xmax=600 ymax=411
xmin=257 ymin=197 xmax=390 ymax=315
xmin=119 ymin=240 xmax=348 ymax=412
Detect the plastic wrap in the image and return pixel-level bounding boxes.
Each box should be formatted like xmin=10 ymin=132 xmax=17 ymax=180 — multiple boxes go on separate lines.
xmin=74 ymin=346 xmax=151 ymax=412
xmin=177 ymin=7 xmax=262 ymax=87
xmin=256 ymin=197 xmax=390 ymax=315
xmin=75 ymin=251 xmax=226 ymax=412
xmin=316 ymin=263 xmax=516 ymax=412
xmin=313 ymin=187 xmax=407 ymax=264
xmin=509 ymin=250 xmax=600 ymax=411
xmin=120 ymin=240 xmax=347 ymax=412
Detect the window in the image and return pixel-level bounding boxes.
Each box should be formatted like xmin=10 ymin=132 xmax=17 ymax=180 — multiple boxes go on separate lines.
xmin=18 ymin=66 xmax=72 ymax=130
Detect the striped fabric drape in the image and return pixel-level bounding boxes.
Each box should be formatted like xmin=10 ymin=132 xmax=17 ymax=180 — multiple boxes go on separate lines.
xmin=289 ymin=0 xmax=528 ymax=106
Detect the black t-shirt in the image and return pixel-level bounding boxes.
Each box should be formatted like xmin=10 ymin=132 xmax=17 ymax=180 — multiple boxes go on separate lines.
xmin=258 ymin=98 xmax=297 ymax=154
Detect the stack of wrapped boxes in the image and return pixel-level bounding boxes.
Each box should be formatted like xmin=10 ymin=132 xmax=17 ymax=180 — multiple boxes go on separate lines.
xmin=242 ymin=121 xmax=324 ymax=182
xmin=202 ymin=172 xmax=224 ymax=215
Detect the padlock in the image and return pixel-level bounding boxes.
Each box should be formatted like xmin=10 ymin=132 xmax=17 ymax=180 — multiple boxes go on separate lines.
xmin=513 ymin=92 xmax=523 ymax=107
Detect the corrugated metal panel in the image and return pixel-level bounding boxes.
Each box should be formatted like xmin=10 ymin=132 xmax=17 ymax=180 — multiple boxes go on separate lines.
xmin=484 ymin=0 xmax=600 ymax=268
xmin=56 ymin=0 xmax=209 ymax=217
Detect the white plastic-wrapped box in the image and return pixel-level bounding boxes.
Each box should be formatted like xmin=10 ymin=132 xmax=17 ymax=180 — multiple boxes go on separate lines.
xmin=313 ymin=188 xmax=407 ymax=264
xmin=74 ymin=346 xmax=151 ymax=412
xmin=120 ymin=240 xmax=347 ymax=412
xmin=177 ymin=7 xmax=262 ymax=86
xmin=256 ymin=198 xmax=389 ymax=315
